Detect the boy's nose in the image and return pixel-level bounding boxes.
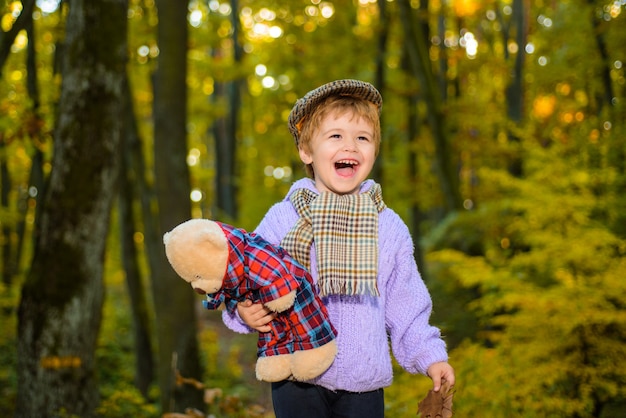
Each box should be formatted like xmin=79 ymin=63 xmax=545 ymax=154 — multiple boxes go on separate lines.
xmin=343 ymin=138 xmax=358 ymax=151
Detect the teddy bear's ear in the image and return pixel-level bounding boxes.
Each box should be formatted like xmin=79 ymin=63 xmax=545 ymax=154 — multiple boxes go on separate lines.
xmin=163 ymin=219 xmax=229 ymax=284
xmin=199 ymin=221 xmax=230 ymax=261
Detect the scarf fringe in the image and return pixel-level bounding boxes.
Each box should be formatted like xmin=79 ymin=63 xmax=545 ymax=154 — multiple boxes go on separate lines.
xmin=282 ymin=183 xmax=386 ymax=297
xmin=319 ymin=278 xmax=380 ymax=297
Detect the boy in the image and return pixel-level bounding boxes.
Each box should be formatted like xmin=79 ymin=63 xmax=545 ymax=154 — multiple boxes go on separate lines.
xmin=223 ymin=79 xmax=455 ymax=417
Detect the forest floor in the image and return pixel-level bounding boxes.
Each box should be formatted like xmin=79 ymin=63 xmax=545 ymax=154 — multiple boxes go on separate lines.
xmin=199 ymin=307 xmax=274 ymax=417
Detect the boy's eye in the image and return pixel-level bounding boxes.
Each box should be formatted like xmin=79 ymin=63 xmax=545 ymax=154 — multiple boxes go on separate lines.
xmin=358 ymin=136 xmax=370 ymax=141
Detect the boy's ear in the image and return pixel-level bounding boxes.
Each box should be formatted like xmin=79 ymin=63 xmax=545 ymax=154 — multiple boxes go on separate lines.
xmin=298 ymin=146 xmax=313 ymax=164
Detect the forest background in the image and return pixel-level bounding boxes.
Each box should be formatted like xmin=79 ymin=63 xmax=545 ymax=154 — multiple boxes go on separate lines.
xmin=1 ymin=0 xmax=625 ymax=417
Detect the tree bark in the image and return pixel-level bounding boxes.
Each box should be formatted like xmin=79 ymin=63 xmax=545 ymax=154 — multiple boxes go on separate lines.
xmin=0 ymin=138 xmax=12 ymax=286
xmin=16 ymin=0 xmax=128 ymax=416
xmin=19 ymin=4 xmax=46 ymax=285
xmin=397 ymin=0 xmax=463 ymax=212
xmin=152 ymin=0 xmax=204 ymax=413
xmin=371 ymin=0 xmax=389 ymax=183
xmin=397 ymin=4 xmax=429 ymax=280
xmin=0 ymin=0 xmax=36 ymax=75
xmin=503 ymin=0 xmax=527 ymax=176
xmin=2 ymin=0 xmax=42 ymax=287
xmin=119 ymin=75 xmax=155 ymax=398
xmin=213 ymin=0 xmax=243 ymax=221
xmin=406 ymin=92 xmax=429 ymax=282
xmin=585 ymin=0 xmax=615 ymax=113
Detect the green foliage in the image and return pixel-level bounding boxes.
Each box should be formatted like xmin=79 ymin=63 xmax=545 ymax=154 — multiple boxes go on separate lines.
xmin=425 ymin=140 xmax=626 ymax=416
xmin=96 ymin=266 xmax=159 ymax=416
xmin=195 ymin=314 xmax=274 ymax=417
xmin=385 ymin=361 xmax=435 ymax=418
xmin=96 ymin=384 xmax=159 ymax=418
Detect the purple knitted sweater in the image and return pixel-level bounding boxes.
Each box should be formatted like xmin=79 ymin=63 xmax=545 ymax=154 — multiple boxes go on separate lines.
xmin=222 ymin=178 xmax=448 ymax=392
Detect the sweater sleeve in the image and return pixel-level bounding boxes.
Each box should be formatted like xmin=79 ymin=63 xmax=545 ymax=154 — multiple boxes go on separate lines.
xmin=383 ymin=215 xmax=449 ymax=375
xmin=221 ymin=302 xmax=255 ymax=334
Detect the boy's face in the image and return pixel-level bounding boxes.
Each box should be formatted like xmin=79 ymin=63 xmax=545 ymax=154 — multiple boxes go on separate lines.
xmin=299 ymin=110 xmax=376 ymax=195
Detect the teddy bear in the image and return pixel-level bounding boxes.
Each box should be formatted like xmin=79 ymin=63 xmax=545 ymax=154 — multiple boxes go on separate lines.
xmin=163 ymin=218 xmax=338 ymax=382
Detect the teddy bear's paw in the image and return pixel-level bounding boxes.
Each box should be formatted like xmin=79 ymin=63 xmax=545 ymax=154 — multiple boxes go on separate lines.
xmin=264 ymin=290 xmax=297 ymax=312
xmin=256 ymin=354 xmax=292 ymax=382
xmin=290 ymin=340 xmax=338 ymax=381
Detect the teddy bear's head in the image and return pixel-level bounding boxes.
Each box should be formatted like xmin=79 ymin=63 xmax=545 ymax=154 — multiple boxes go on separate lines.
xmin=163 ymin=219 xmax=229 ymax=295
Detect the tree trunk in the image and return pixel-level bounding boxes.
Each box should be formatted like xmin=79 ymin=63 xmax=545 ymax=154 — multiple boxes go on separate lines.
xmin=399 ymin=10 xmax=429 ymax=280
xmin=437 ymin=10 xmax=448 ymax=102
xmin=213 ymin=0 xmax=243 ymax=221
xmin=0 ymin=0 xmax=36 ymax=75
xmin=585 ymin=0 xmax=615 ymax=113
xmin=2 ymin=0 xmax=42 ymax=287
xmin=406 ymin=92 xmax=429 ymax=282
xmin=16 ymin=0 xmax=128 ymax=416
xmin=503 ymin=0 xmax=527 ymax=176
xmin=152 ymin=0 xmax=204 ymax=413
xmin=17 ymin=3 xmax=45 ymax=277
xmin=371 ymin=0 xmax=389 ymax=183
xmin=397 ymin=0 xmax=463 ymax=213
xmin=0 ymin=138 xmax=12 ymax=286
xmin=119 ymin=75 xmax=155 ymax=398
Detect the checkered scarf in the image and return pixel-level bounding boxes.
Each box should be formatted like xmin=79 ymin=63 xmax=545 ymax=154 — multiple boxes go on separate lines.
xmin=281 ymin=183 xmax=386 ymax=297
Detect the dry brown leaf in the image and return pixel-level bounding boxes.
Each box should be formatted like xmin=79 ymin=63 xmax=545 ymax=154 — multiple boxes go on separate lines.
xmin=416 ymin=379 xmax=454 ymax=418
xmin=204 ymin=387 xmax=224 ymax=404
xmin=183 ymin=408 xmax=205 ymax=417
xmin=161 ymin=408 xmax=204 ymax=418
xmin=175 ymin=369 xmax=206 ymax=390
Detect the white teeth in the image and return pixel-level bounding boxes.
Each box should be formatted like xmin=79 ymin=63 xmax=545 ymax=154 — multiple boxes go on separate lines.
xmin=336 ymin=160 xmax=356 ymax=165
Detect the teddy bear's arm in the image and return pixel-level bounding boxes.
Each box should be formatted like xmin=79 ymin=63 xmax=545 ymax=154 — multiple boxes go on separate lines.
xmin=247 ymin=248 xmax=300 ymax=311
xmin=264 ymin=289 xmax=296 ymax=312
xmin=255 ymin=268 xmax=299 ymax=311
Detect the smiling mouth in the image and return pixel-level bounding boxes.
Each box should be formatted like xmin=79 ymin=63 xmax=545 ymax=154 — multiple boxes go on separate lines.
xmin=335 ymin=160 xmax=358 ymax=168
xmin=335 ymin=160 xmax=358 ymax=176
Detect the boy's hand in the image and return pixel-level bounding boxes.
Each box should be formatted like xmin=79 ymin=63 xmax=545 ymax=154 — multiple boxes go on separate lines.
xmin=237 ymin=300 xmax=276 ymax=332
xmin=427 ymin=361 xmax=455 ymax=392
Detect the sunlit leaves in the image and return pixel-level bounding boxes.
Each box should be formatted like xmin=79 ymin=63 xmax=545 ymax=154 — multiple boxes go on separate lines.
xmin=240 ymin=7 xmax=284 ymax=40
xmin=532 ymin=94 xmax=556 ymax=119
xmin=451 ymin=0 xmax=482 ymax=18
xmin=36 ymin=0 xmax=60 ymax=14
xmin=426 ymin=137 xmax=626 ymax=415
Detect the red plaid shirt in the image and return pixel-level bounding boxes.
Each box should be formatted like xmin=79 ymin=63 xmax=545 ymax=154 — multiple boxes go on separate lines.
xmin=203 ymin=222 xmax=337 ymax=357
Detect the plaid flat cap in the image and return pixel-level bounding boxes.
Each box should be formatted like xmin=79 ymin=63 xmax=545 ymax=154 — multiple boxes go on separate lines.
xmin=288 ymin=79 xmax=382 ymax=146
